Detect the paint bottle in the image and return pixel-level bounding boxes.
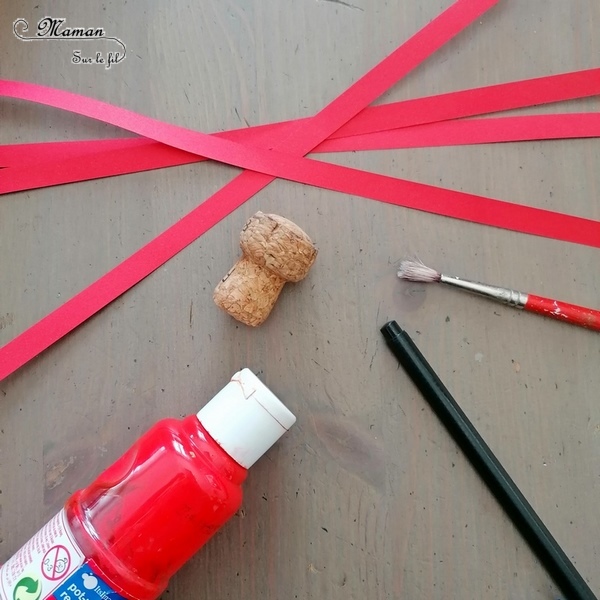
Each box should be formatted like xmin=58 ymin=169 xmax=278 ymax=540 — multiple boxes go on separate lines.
xmin=0 ymin=369 xmax=296 ymax=600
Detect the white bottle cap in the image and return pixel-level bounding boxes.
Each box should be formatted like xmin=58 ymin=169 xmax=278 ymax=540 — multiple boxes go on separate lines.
xmin=197 ymin=368 xmax=296 ymax=468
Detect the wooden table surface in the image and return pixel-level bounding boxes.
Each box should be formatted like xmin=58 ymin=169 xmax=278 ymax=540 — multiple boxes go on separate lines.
xmin=1 ymin=1 xmax=599 ymax=598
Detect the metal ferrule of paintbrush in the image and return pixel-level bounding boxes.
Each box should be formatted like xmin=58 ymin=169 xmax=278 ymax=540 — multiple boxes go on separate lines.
xmin=439 ymin=274 xmax=528 ymax=309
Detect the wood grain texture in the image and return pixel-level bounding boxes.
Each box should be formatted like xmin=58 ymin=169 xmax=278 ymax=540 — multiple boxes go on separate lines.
xmin=1 ymin=1 xmax=599 ymax=599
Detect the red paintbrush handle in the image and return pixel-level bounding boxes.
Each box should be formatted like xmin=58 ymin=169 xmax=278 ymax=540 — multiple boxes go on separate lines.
xmin=525 ymin=294 xmax=600 ymax=331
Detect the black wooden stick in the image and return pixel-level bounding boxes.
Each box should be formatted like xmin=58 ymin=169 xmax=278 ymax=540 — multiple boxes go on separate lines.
xmin=380 ymin=320 xmax=596 ymax=600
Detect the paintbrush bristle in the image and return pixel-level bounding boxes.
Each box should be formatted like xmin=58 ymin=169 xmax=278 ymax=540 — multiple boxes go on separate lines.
xmin=397 ymin=259 xmax=441 ymax=283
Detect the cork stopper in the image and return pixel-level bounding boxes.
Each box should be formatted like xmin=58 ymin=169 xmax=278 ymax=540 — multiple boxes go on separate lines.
xmin=213 ymin=212 xmax=317 ymax=326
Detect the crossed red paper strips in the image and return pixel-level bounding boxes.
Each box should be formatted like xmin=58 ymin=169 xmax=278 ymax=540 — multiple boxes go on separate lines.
xmin=1 ymin=0 xmax=599 ymax=382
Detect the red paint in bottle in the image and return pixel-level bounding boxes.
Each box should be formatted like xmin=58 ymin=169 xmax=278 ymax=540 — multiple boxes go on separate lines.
xmin=0 ymin=369 xmax=296 ymax=600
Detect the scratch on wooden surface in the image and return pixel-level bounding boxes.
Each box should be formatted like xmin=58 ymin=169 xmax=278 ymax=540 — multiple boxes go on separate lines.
xmin=369 ymin=340 xmax=379 ymax=371
xmin=320 ymin=0 xmax=364 ymax=11
xmin=311 ymin=358 xmax=331 ymax=373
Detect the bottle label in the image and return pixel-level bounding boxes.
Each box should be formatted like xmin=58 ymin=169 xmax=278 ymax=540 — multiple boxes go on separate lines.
xmin=0 ymin=511 xmax=125 ymax=600
xmin=48 ymin=562 xmax=126 ymax=600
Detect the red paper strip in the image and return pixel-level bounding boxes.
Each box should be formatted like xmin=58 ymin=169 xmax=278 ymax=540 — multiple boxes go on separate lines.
xmin=1 ymin=142 xmax=204 ymax=193
xmin=0 ymin=0 xmax=500 ymax=381
xmin=333 ymin=67 xmax=600 ymax=138
xmin=319 ymin=112 xmax=600 ymax=151
xmin=0 ymin=138 xmax=153 ymax=167
xmin=3 ymin=112 xmax=600 ymax=189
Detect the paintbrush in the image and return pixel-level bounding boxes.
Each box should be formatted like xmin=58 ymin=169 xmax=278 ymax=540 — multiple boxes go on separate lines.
xmin=398 ymin=259 xmax=600 ymax=332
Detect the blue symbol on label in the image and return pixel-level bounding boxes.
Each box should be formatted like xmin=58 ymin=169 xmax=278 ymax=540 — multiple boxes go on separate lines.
xmin=81 ymin=574 xmax=98 ymax=591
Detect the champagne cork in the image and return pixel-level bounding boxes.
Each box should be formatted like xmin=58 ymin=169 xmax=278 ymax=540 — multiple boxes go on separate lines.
xmin=214 ymin=212 xmax=318 ymax=326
